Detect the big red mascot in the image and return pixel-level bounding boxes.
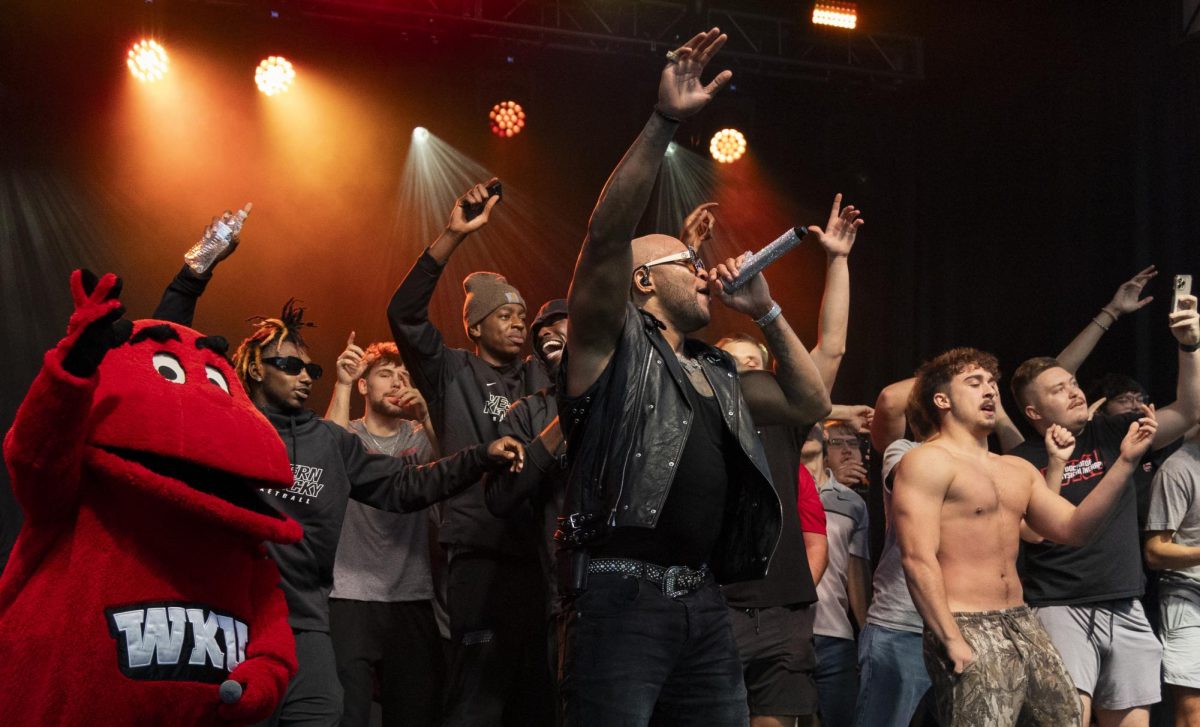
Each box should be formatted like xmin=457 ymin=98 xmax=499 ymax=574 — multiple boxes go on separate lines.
xmin=0 ymin=271 xmax=302 ymax=725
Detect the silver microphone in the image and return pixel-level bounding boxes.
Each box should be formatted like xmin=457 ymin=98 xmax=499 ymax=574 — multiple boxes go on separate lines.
xmin=724 ymin=227 xmax=808 ymax=292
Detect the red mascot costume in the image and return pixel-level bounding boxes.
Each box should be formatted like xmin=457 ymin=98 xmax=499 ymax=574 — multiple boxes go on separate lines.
xmin=0 ymin=271 xmax=303 ymax=725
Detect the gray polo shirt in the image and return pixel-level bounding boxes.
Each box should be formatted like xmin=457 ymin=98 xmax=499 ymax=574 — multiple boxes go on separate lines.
xmin=814 ymin=473 xmax=870 ymax=640
xmin=330 ymin=418 xmax=436 ymax=602
xmin=865 ymin=439 xmax=924 ymax=634
xmin=1146 ymin=440 xmax=1200 ymax=606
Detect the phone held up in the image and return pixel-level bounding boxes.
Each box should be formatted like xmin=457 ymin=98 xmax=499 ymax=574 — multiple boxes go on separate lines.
xmin=1172 ymin=274 xmax=1193 ymax=313
xmin=460 ymin=180 xmax=503 ymax=222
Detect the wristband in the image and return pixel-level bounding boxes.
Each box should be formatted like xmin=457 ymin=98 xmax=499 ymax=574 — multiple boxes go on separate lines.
xmin=654 ymin=106 xmax=681 ymax=125
xmin=1090 ymin=317 xmax=1110 ymax=333
xmin=1098 ymin=307 xmax=1118 ymax=323
xmin=1182 ymin=341 xmax=1200 ymax=353
xmin=754 ymin=302 xmax=782 ymax=328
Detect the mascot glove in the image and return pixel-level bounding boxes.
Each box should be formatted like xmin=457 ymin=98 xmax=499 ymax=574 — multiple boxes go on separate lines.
xmin=216 ymin=656 xmax=291 ymax=724
xmin=61 ymin=269 xmax=133 ymax=378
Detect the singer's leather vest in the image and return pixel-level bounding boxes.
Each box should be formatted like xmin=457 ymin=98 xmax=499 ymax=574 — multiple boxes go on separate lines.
xmin=557 ymin=303 xmax=782 ymax=585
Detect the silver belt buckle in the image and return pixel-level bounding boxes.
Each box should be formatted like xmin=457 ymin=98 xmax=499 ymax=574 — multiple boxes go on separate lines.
xmin=663 ymin=566 xmax=691 ymax=599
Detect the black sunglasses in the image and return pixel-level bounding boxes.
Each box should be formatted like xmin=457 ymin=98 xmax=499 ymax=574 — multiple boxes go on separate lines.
xmin=263 ymin=356 xmax=323 ymax=380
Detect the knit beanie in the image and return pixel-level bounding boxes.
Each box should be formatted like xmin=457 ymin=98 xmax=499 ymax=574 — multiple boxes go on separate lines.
xmin=462 ymin=271 xmax=525 ymax=335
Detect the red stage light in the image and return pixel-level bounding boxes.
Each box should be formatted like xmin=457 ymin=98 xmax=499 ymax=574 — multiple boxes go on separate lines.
xmin=127 ymin=39 xmax=169 ymax=83
xmin=812 ymin=2 xmax=858 ymax=30
xmin=710 ymin=129 xmax=747 ymax=164
xmin=489 ymin=100 xmax=526 ymax=138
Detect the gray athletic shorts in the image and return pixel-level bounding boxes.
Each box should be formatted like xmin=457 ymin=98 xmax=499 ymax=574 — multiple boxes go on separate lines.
xmin=1160 ymin=594 xmax=1200 ymax=690
xmin=1033 ymin=598 xmax=1162 ymax=710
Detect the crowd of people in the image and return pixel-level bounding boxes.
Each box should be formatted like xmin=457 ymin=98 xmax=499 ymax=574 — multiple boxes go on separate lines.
xmin=6 ymin=25 xmax=1200 ymax=727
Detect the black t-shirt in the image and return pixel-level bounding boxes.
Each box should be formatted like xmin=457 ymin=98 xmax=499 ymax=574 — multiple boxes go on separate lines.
xmin=596 ymin=380 xmax=731 ymax=569
xmin=1012 ymin=412 xmax=1143 ymax=606
xmin=723 ymin=425 xmax=818 ymax=608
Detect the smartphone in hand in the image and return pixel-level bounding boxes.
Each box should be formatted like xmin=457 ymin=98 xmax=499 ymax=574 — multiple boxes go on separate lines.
xmin=461 ymin=180 xmax=503 ymax=222
xmin=1172 ymin=274 xmax=1193 ymax=313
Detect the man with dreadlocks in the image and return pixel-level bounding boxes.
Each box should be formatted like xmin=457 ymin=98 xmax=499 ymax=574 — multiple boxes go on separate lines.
xmin=225 ymin=300 xmax=526 ymax=726
xmin=152 ymin=261 xmax=529 ymax=725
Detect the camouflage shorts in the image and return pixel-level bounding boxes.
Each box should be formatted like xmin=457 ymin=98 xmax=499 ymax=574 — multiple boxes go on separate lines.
xmin=923 ymin=606 xmax=1081 ymax=727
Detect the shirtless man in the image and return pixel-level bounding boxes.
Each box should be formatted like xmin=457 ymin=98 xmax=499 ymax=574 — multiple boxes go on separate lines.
xmin=894 ymin=347 xmax=1157 ymax=726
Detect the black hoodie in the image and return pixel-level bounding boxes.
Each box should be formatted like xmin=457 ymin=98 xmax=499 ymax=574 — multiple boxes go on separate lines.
xmin=257 ymin=406 xmax=497 ymax=632
xmin=388 ymin=251 xmax=549 ymax=554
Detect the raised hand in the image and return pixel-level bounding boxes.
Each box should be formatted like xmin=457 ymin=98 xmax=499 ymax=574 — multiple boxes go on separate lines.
xmin=486 ymin=436 xmax=526 ymax=473
xmin=1169 ymin=295 xmax=1200 ymax=347
xmin=1119 ymin=404 xmax=1158 ymax=464
xmin=710 ymin=251 xmax=775 ymax=320
xmin=1044 ymin=424 xmax=1076 ymax=462
xmin=1104 ymin=265 xmax=1157 ymax=318
xmin=657 ymin=28 xmax=734 ymax=120
xmin=446 ymin=178 xmax=501 ymax=237
xmin=806 ymin=193 xmax=864 ymax=258
xmin=335 ymin=332 xmax=367 ymax=386
xmin=679 ymin=202 xmax=719 ymax=252
xmin=62 ymin=270 xmax=133 ymax=378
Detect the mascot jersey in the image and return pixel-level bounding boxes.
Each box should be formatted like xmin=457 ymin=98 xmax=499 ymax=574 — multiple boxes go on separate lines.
xmin=0 ymin=272 xmax=303 ymax=726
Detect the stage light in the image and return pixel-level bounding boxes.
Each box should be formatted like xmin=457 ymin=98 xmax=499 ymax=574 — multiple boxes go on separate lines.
xmin=489 ymin=100 xmax=526 ymax=138
xmin=812 ymin=2 xmax=858 ymax=30
xmin=709 ymin=129 xmax=747 ymax=164
xmin=666 ymin=142 xmax=678 ymax=157
xmin=127 ymin=39 xmax=169 ymax=83
xmin=255 ymin=56 xmax=296 ymax=96
xmin=413 ymin=127 xmax=430 ymax=143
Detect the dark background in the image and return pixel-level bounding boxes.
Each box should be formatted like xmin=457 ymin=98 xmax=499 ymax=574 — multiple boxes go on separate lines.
xmin=2 ymin=1 xmax=1199 ymax=558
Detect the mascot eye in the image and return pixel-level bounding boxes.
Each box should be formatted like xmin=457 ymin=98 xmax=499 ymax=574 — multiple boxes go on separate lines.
xmin=152 ymin=353 xmax=186 ymax=384
xmin=206 ymin=365 xmax=231 ymax=394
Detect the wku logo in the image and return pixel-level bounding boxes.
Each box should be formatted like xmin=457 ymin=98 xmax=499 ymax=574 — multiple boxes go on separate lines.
xmin=105 ymin=602 xmax=249 ymax=683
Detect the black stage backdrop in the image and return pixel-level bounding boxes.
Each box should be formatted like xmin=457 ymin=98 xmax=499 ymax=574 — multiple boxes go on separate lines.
xmin=2 ymin=1 xmax=1198 ymax=563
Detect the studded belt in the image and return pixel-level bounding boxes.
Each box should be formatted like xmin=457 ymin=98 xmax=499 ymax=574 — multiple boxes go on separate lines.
xmin=586 ymin=558 xmax=710 ymax=598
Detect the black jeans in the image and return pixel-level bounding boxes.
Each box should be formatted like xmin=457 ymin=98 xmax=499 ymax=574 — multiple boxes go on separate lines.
xmin=259 ymin=630 xmax=342 ymax=727
xmin=560 ymin=572 xmax=749 ymax=727
xmin=442 ymin=552 xmax=556 ymax=727
xmin=329 ymin=598 xmax=444 ymax=727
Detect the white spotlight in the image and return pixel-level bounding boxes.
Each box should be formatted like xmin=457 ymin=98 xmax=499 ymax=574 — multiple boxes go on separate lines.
xmin=413 ymin=127 xmax=430 ymax=143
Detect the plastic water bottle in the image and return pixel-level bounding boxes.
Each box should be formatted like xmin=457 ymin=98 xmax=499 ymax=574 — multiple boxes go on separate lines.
xmin=184 ymin=203 xmax=252 ymax=274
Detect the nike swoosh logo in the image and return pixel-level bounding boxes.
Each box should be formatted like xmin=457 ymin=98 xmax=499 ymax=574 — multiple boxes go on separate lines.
xmin=486 ymin=382 xmax=497 ymax=387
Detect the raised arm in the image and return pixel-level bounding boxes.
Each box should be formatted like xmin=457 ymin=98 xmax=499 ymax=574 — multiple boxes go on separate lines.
xmin=565 ymin=29 xmax=732 ymax=397
xmin=870 ymin=378 xmax=915 ymax=453
xmin=894 ymin=446 xmax=974 ymax=673
xmin=1148 ymin=295 xmax=1200 ymax=448
xmin=152 ymin=209 xmax=247 ymax=325
xmin=4 ymin=271 xmax=131 ymax=521
xmin=807 ymin=194 xmax=863 ymax=392
xmin=1056 ymin=265 xmax=1157 ymax=373
xmin=324 ymin=332 xmax=366 ymax=428
xmin=1025 ymin=409 xmax=1156 ymax=545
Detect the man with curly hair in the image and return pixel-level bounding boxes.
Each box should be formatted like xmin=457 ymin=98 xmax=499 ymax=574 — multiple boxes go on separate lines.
xmin=894 ymin=347 xmax=1157 ymax=726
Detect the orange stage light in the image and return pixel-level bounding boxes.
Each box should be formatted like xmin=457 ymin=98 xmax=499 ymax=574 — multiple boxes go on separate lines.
xmin=489 ymin=100 xmax=526 ymax=138
xmin=255 ymin=56 xmax=296 ymax=96
xmin=709 ymin=129 xmax=747 ymax=164
xmin=812 ymin=2 xmax=858 ymax=30
xmin=127 ymin=39 xmax=169 ymax=83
